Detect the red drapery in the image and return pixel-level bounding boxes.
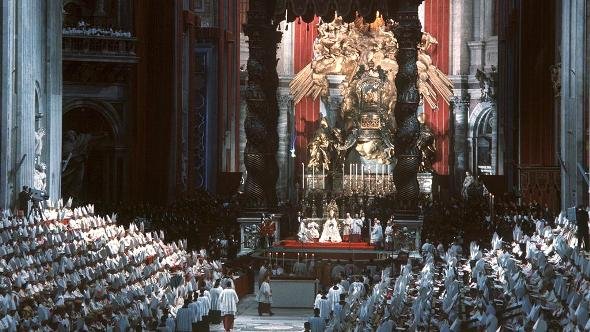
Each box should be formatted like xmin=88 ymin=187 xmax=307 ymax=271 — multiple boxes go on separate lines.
xmin=424 ymin=0 xmax=451 ymax=175
xmin=293 ymin=19 xmax=321 ymax=185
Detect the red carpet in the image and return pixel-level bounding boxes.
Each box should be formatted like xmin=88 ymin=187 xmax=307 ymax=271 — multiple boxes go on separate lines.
xmin=278 ymin=239 xmax=376 ymax=250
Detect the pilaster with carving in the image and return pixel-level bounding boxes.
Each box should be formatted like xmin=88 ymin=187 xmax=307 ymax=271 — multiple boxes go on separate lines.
xmin=392 ymin=2 xmax=423 ymax=216
xmin=243 ymin=0 xmax=282 ymax=209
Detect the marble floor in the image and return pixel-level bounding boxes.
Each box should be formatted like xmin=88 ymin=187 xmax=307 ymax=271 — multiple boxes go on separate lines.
xmin=210 ymin=295 xmax=310 ymax=332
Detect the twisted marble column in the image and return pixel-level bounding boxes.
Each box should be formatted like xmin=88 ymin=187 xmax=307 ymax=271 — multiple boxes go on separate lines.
xmin=243 ymin=0 xmax=282 ymax=209
xmin=392 ymin=2 xmax=423 ymax=216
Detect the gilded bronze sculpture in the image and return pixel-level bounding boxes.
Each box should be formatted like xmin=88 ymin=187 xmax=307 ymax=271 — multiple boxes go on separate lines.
xmin=295 ymin=16 xmax=449 ymax=171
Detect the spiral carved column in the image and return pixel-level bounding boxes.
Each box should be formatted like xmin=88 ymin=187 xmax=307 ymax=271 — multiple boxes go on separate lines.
xmin=243 ymin=0 xmax=282 ymax=209
xmin=392 ymin=2 xmax=423 ymax=216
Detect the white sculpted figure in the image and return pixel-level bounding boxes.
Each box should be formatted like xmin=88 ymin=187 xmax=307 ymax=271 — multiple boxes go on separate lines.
xmin=319 ymin=209 xmax=342 ymax=243
xmin=33 ymin=162 xmax=47 ymax=191
xmin=34 ymin=128 xmax=45 ymax=159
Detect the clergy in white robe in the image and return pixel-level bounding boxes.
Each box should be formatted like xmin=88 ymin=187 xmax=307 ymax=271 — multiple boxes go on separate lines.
xmin=350 ymin=217 xmax=363 ymax=243
xmin=257 ymin=275 xmax=273 ymax=316
xmin=327 ymin=283 xmax=343 ymax=311
xmin=209 ymin=280 xmax=223 ymax=324
xmin=175 ymin=303 xmax=194 ymax=332
xmin=219 ymin=282 xmax=239 ymax=331
xmin=370 ymin=220 xmax=383 ymax=248
xmin=308 ymin=308 xmax=327 ymax=332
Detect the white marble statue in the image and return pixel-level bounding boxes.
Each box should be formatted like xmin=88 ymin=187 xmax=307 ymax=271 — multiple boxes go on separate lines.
xmin=34 ymin=127 xmax=45 ymax=159
xmin=33 ymin=127 xmax=48 ymax=192
xmin=320 ymin=209 xmax=342 ymax=243
xmin=33 ymin=163 xmax=47 ymax=191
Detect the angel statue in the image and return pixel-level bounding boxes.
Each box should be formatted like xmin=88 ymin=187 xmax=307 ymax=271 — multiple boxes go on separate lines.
xmin=417 ymin=115 xmax=437 ymax=172
xmin=308 ymin=117 xmax=334 ymax=170
xmin=290 ymin=18 xmax=453 ymax=111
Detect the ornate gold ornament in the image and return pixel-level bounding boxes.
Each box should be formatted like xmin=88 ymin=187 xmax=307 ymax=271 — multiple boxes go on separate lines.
xmin=296 ymin=16 xmax=446 ymax=170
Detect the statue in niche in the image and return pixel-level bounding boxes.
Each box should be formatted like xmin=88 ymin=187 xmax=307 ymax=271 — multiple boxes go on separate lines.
xmin=33 ymin=127 xmax=47 ymax=191
xmin=33 ymin=162 xmax=47 ymax=191
xmin=61 ymin=130 xmax=108 ymax=200
xmin=34 ymin=128 xmax=45 ymax=162
xmin=475 ymin=66 xmax=497 ymax=102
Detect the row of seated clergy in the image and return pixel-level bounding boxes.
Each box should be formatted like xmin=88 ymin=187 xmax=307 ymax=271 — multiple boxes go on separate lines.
xmin=314 ymin=211 xmax=590 ymax=331
xmin=0 ymin=204 xmax=228 ymax=331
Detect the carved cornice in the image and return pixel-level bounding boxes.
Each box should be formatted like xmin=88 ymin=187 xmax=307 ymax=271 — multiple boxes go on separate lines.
xmin=277 ymin=0 xmax=424 ymax=24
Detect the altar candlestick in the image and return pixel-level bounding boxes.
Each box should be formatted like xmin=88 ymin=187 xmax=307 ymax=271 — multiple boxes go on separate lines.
xmin=349 ymin=164 xmax=352 ymax=191
xmin=355 ymin=164 xmax=358 ymax=191
xmin=322 ymin=165 xmax=325 ymax=189
xmin=302 ymin=163 xmax=305 ymax=189
xmin=361 ymin=165 xmax=364 ymax=191
xmin=381 ymin=164 xmax=385 ymax=195
xmin=312 ymin=167 xmax=315 ymax=189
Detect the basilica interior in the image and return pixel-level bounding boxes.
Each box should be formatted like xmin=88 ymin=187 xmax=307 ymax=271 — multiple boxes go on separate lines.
xmin=0 ymin=0 xmax=588 ymax=331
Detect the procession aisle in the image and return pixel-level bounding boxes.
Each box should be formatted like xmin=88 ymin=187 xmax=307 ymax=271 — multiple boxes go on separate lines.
xmin=211 ymin=295 xmax=309 ymax=332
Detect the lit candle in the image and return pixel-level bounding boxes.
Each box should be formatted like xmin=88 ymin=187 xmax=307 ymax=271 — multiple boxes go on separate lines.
xmin=282 ymin=252 xmax=285 ymax=267
xmin=305 ymin=253 xmax=308 ymax=261
xmin=312 ymin=166 xmax=315 ymax=189
xmin=297 ymin=252 xmax=300 ymax=263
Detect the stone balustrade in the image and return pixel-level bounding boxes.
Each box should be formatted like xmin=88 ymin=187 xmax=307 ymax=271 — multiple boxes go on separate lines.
xmin=62 ymin=35 xmax=138 ymax=62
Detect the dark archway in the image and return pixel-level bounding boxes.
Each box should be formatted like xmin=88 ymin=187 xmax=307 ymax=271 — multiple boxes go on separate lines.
xmin=62 ymin=105 xmax=117 ymax=205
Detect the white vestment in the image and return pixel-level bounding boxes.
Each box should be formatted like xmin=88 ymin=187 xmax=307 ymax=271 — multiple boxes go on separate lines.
xmin=370 ymin=224 xmax=383 ymax=244
xmin=319 ymin=218 xmax=342 ymax=243
xmin=218 ymin=288 xmax=239 ymax=315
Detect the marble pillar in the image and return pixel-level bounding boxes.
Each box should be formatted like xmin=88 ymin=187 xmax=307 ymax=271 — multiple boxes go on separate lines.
xmin=0 ymin=0 xmax=62 ymax=209
xmin=45 ymin=0 xmax=63 ymax=203
xmin=392 ymin=1 xmax=423 ymax=216
xmin=0 ymin=0 xmax=16 ymax=209
xmin=15 ymin=0 xmax=35 ymax=197
xmin=450 ymin=0 xmax=473 ymax=76
xmin=276 ymin=90 xmax=293 ymax=203
xmin=243 ymin=0 xmax=282 ymax=209
xmin=560 ymin=0 xmax=587 ymax=209
xmin=451 ymin=94 xmax=470 ymax=191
